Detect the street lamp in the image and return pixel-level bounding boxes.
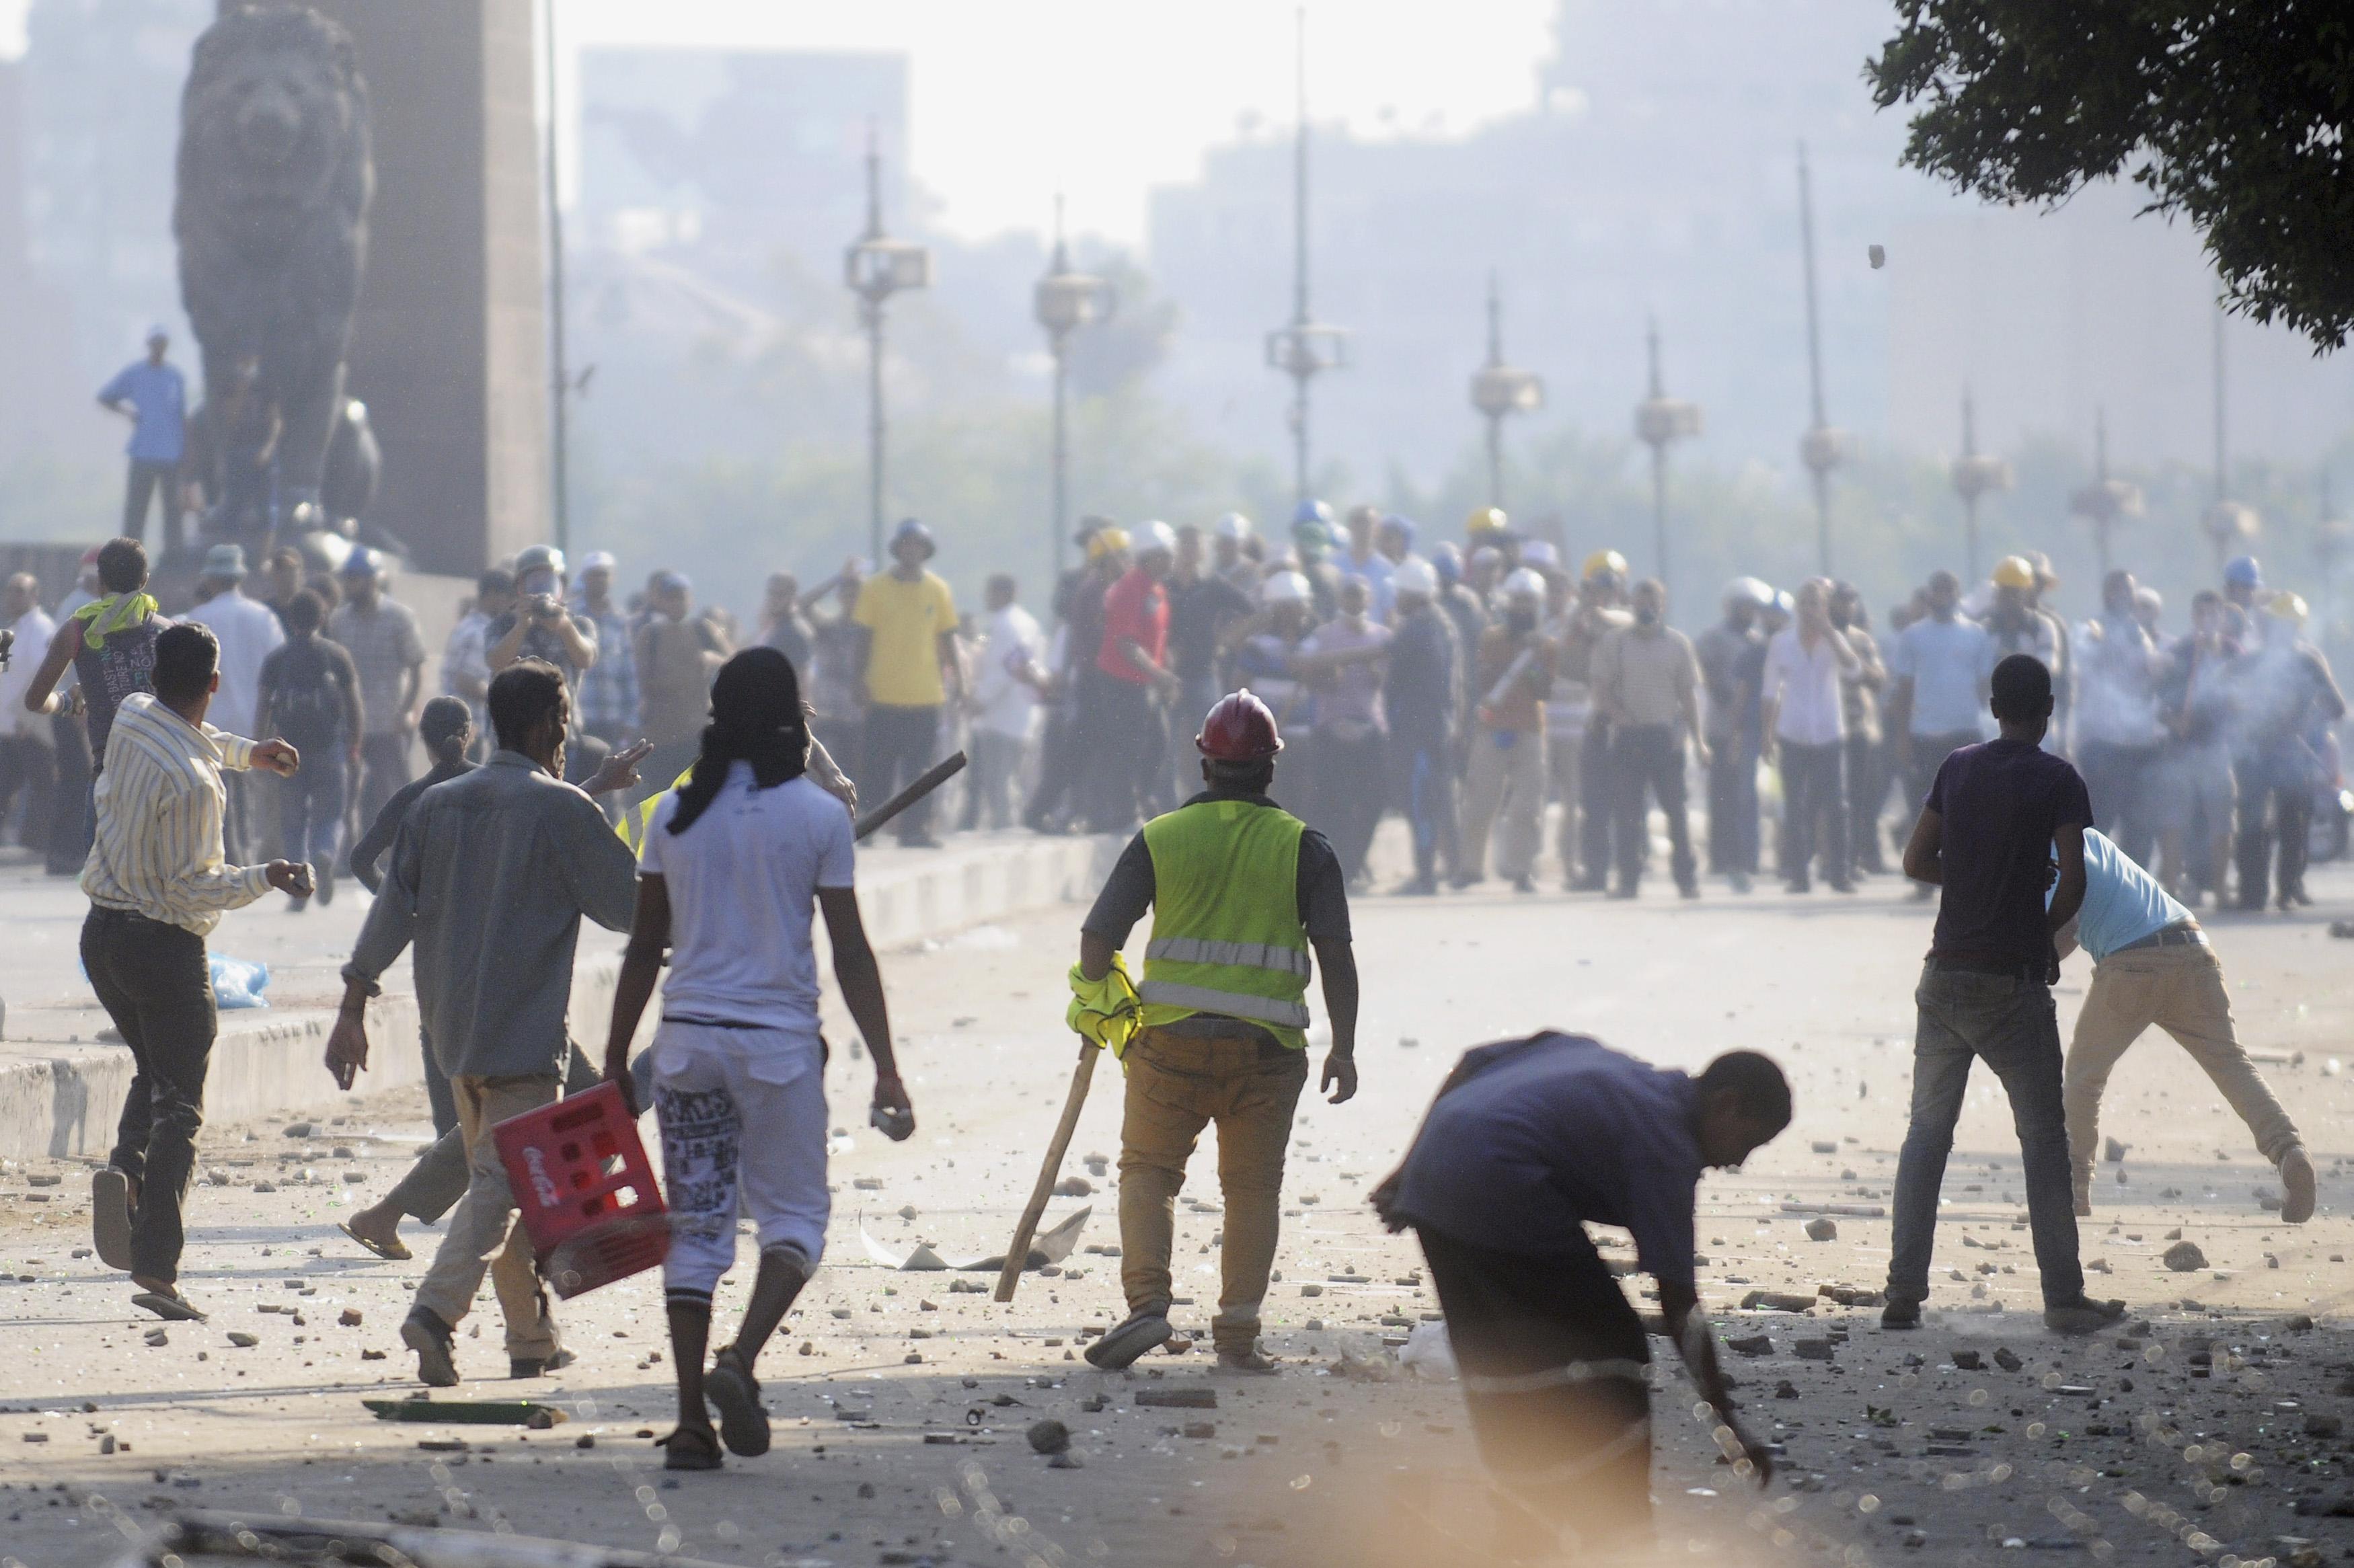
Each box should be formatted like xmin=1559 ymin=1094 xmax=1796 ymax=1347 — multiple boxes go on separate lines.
xmin=1264 ymin=6 xmax=1347 ymax=505
xmin=1034 ymin=196 xmax=1114 ymax=581
xmin=2201 ymin=304 xmax=2259 ymax=571
xmin=2067 ymin=408 xmax=2141 ymax=578
xmin=844 ymin=125 xmax=930 ymax=568
xmin=1949 ymin=388 xmax=2013 ymax=584
xmin=1794 ymin=143 xmax=1851 ymax=576
xmin=1469 ymin=272 xmax=1543 ymax=511
xmin=1632 ymin=316 xmax=1700 ymax=592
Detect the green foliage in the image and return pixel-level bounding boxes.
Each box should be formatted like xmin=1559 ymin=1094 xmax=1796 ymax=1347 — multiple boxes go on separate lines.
xmin=1868 ymin=1 xmax=2354 ymax=349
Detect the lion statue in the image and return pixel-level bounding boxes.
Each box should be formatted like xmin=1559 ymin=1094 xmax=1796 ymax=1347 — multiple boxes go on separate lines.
xmin=174 ymin=3 xmax=372 ymax=526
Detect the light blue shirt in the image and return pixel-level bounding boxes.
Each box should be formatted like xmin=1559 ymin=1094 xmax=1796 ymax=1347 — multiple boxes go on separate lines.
xmin=98 ymin=360 xmax=187 ymax=463
xmin=2049 ymin=827 xmax=2190 ymax=961
xmin=1891 ymin=615 xmax=1994 ymax=737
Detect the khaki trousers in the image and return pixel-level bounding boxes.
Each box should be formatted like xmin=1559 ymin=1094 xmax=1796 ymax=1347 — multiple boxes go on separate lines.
xmin=2063 ymin=942 xmax=2299 ymax=1186
xmin=412 ymin=1072 xmax=564 ymax=1360
xmin=1118 ymin=1025 xmax=1309 ymax=1354
xmin=1460 ymin=728 xmax=1547 ymax=882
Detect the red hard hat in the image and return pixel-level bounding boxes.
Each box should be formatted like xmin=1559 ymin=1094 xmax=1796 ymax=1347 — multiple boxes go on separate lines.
xmin=1196 ymin=689 xmax=1283 ymax=761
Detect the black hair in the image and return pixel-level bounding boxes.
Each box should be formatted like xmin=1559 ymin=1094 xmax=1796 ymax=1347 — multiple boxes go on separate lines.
xmin=1989 ymin=654 xmax=2053 ymax=721
xmin=152 ymin=621 xmax=219 ymax=705
xmin=282 ymin=588 xmax=324 ymax=634
xmin=668 ymin=647 xmax=808 ymax=834
xmin=420 ymin=695 xmax=472 ymax=754
xmin=488 ymin=659 xmax=567 ymax=752
xmin=96 ymin=537 xmax=148 ymax=594
xmin=1696 ymin=1050 xmax=1792 ymax=1132
xmin=1205 ymin=756 xmax=1275 ymax=795
xmin=477 ymin=567 xmax=515 ymax=598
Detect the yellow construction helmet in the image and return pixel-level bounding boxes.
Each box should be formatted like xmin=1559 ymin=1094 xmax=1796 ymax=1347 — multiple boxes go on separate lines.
xmin=1086 ymin=526 xmax=1132 ymax=563
xmin=1991 ymin=555 xmax=2037 ymax=590
xmin=1582 ymin=548 xmax=1629 ymax=582
xmin=2265 ymin=590 xmax=2310 ymax=627
xmin=1465 ymin=506 xmax=1508 ymax=535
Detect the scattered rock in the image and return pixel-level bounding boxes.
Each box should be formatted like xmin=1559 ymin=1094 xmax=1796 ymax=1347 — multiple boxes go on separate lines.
xmin=2307 ymin=1414 xmax=2345 ymax=1439
xmin=1950 ymin=1350 xmax=1983 ymax=1371
xmin=1026 ymin=1419 xmax=1071 ymax=1455
xmin=1811 ymin=1141 xmax=1838 ymax=1154
xmin=143 ymin=1329 xmax=167 ymax=1347
xmin=1804 ymin=1218 xmax=1838 ymax=1243
xmin=1725 ymin=1335 xmax=1774 ymax=1358
xmin=225 ymin=1332 xmax=259 ymax=1348
xmin=1182 ymin=1421 xmax=1216 ymax=1440
xmin=338 ymin=1308 xmax=363 ymax=1327
xmin=1774 ymin=1381 xmax=1800 ymax=1399
xmin=2163 ymin=1241 xmax=2208 ymax=1273
xmin=282 ymin=1122 xmax=313 ymax=1138
xmin=1053 ymin=1176 xmax=1093 ymax=1198
xmin=1792 ymin=1339 xmax=1835 ymax=1362
xmin=1136 ymin=1386 xmax=1218 ymax=1409
xmin=2104 ymin=1138 xmax=2128 ymax=1163
xmin=1740 ymin=1290 xmax=1818 ymax=1314
xmin=1992 ymin=1347 xmax=2022 ymax=1372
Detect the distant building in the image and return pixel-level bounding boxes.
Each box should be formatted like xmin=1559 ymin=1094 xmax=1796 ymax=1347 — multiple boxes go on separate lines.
xmin=0 ymin=54 xmax=77 ymax=465
xmin=578 ymin=47 xmax=908 ymax=286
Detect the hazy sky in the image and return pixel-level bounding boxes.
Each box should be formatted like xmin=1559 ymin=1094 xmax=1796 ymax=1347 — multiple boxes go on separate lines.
xmin=561 ymin=1 xmax=1557 ymax=245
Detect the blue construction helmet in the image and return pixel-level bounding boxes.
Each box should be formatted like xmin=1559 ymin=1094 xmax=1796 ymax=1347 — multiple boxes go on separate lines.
xmin=1290 ymin=498 xmax=1334 ymax=528
xmin=892 ymin=517 xmax=936 ymax=557
xmin=1430 ymin=541 xmax=1463 ymax=586
xmin=2224 ymin=554 xmax=2263 ymax=589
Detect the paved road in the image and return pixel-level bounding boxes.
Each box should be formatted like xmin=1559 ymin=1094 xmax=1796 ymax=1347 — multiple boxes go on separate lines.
xmin=3 ymin=852 xmax=2352 ymax=1567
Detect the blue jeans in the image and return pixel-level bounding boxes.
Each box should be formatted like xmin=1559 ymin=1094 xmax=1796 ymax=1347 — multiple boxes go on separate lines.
xmin=1886 ymin=964 xmax=2083 ymax=1308
xmin=278 ymin=747 xmax=347 ymax=869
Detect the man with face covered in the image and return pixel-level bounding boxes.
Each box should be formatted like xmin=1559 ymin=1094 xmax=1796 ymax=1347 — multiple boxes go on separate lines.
xmin=1457 ymin=570 xmax=1556 ymax=892
xmin=2155 ymin=591 xmax=2238 ymax=902
xmin=2073 ymin=570 xmax=2168 ymax=865
xmin=1696 ymin=580 xmax=1766 ymax=884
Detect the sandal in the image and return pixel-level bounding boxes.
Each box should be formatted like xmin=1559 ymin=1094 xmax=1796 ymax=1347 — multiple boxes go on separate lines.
xmin=658 ymin=1425 xmax=723 ymax=1471
xmin=131 ymin=1289 xmax=207 ymax=1323
xmin=705 ymin=1345 xmax=771 ymax=1457
xmin=338 ymin=1220 xmax=412 ymax=1261
xmin=92 ymin=1169 xmax=135 ymax=1271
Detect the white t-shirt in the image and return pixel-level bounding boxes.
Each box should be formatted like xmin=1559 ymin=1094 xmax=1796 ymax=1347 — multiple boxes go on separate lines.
xmin=0 ymin=608 xmax=56 ymax=738
xmin=972 ymin=604 xmax=1045 ymax=740
xmin=638 ymin=764 xmax=856 ymax=1035
xmin=186 ymin=589 xmax=284 ymax=738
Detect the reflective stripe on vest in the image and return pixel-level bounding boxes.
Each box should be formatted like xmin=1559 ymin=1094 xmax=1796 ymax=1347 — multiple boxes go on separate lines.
xmin=1145 ymin=937 xmax=1312 ymax=978
xmin=1134 ymin=980 xmax=1312 ymax=1029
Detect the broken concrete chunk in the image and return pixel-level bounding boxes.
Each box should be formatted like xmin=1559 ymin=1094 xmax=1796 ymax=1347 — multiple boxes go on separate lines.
xmin=1804 ymin=1218 xmax=1838 ymax=1243
xmin=1792 ymin=1339 xmax=1835 ymax=1362
xmin=2163 ymin=1241 xmax=2208 ymax=1272
xmin=1992 ymin=1347 xmax=2022 ymax=1372
xmin=1950 ymin=1350 xmax=1983 ymax=1371
xmin=1725 ymin=1334 xmax=1774 ymax=1358
xmin=1740 ymin=1290 xmax=1818 ymax=1314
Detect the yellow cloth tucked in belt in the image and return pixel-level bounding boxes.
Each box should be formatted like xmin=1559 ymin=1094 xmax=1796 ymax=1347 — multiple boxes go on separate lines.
xmin=1067 ymin=953 xmax=1143 ymax=1058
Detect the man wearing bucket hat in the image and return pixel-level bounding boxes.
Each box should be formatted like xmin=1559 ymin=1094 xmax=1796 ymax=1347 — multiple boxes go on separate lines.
xmin=853 ymin=519 xmax=962 ymax=847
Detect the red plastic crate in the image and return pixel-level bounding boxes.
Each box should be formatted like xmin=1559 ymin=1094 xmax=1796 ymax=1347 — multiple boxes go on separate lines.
xmin=491 ymin=1081 xmax=669 ymax=1299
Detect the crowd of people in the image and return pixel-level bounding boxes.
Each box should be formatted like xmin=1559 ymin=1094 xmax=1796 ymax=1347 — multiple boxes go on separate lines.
xmin=774 ymin=502 xmax=2341 ymax=912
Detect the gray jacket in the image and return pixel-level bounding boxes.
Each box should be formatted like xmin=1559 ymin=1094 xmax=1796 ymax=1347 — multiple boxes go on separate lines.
xmin=344 ymin=750 xmax=636 ymax=1079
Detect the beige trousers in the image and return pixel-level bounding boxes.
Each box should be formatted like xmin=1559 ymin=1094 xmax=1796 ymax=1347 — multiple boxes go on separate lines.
xmin=2063 ymin=942 xmax=2299 ymax=1185
xmin=1460 ymin=728 xmax=1547 ymax=882
xmin=412 ymin=1072 xmax=564 ymax=1360
xmin=1118 ymin=1026 xmax=1309 ymax=1354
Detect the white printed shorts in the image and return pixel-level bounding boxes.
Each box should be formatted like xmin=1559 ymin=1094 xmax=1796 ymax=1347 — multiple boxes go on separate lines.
xmin=652 ymin=1019 xmax=831 ymax=1301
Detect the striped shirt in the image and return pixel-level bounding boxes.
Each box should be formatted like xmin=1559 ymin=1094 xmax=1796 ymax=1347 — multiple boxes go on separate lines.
xmin=81 ymin=692 xmax=272 ymax=934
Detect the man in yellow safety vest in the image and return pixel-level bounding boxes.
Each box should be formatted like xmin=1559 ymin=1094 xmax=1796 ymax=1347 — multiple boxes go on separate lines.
xmin=1070 ymin=689 xmax=1359 ymax=1374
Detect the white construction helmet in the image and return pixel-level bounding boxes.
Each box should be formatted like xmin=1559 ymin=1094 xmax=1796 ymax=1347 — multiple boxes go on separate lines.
xmin=1213 ymin=511 xmax=1254 ymax=541
xmin=1725 ymin=576 xmax=1774 ymax=609
xmin=1392 ymin=558 xmax=1439 ymax=599
xmin=1503 ymin=567 xmax=1547 ymax=600
xmin=1260 ymin=570 xmax=1313 ymax=606
xmin=1134 ymin=520 xmax=1177 ymax=557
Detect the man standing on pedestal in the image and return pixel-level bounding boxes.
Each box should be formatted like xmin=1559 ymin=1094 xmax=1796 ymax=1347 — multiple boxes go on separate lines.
xmin=98 ymin=327 xmax=190 ymax=561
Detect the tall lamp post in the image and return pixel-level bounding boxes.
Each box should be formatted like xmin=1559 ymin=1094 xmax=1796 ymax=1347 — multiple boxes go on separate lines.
xmin=1034 ymin=196 xmax=1114 ymax=581
xmin=1468 ymin=272 xmax=1542 ymax=509
xmin=1794 ymin=144 xmax=1851 ymax=576
xmin=1632 ymin=317 xmax=1700 ymax=592
xmin=2315 ymin=473 xmax=2348 ymax=645
xmin=1264 ymin=5 xmax=1347 ymax=506
xmin=843 ymin=126 xmax=931 ymax=568
xmin=2068 ymin=409 xmax=2142 ymax=577
xmin=541 ymin=0 xmax=570 ymax=553
xmin=1949 ymin=388 xmax=2012 ymax=584
xmin=2200 ymin=305 xmax=2259 ymax=570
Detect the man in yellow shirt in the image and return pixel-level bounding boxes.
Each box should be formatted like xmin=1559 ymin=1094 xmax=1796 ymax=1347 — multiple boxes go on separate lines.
xmin=853 ymin=519 xmax=962 ymax=847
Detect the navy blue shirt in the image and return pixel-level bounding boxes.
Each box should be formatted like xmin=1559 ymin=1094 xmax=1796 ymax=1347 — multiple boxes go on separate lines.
xmin=1390 ymin=1033 xmax=1704 ymax=1284
xmin=1925 ymin=736 xmax=2091 ymax=969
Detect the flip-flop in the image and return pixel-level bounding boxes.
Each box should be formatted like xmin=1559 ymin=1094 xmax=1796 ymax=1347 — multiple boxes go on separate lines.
xmin=338 ymin=1220 xmax=411 ymax=1261
xmin=91 ymin=1169 xmax=135 ymax=1271
xmin=131 ymin=1290 xmax=207 ymax=1323
xmin=705 ymin=1345 xmax=771 ymax=1457
xmin=658 ymin=1425 xmax=723 ymax=1472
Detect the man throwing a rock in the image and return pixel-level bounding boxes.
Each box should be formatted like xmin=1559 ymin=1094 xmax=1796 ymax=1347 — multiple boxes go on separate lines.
xmin=1073 ymin=690 xmax=1357 ymax=1375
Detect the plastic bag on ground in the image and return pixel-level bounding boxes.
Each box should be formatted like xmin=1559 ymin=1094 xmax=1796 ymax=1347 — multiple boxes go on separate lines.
xmin=1398 ymin=1319 xmax=1457 ymax=1381
xmin=211 ymin=953 xmax=271 ymax=1010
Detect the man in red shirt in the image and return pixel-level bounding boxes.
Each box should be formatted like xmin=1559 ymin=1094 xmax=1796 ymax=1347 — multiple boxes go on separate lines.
xmin=1089 ymin=520 xmax=1180 ymax=831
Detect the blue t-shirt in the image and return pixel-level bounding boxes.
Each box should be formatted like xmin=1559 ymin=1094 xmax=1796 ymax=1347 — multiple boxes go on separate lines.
xmin=98 ymin=361 xmax=187 ymax=463
xmin=1891 ymin=615 xmax=1994 ymax=737
xmin=1390 ymin=1033 xmax=1704 ymax=1284
xmin=2049 ymin=826 xmax=2189 ymax=961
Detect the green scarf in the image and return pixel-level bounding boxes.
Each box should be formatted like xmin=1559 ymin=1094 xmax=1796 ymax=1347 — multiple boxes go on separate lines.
xmin=72 ymin=592 xmax=159 ymax=650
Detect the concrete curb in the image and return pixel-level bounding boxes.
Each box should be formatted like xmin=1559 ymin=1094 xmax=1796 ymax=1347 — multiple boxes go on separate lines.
xmin=0 ymin=832 xmax=1116 ymax=1162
